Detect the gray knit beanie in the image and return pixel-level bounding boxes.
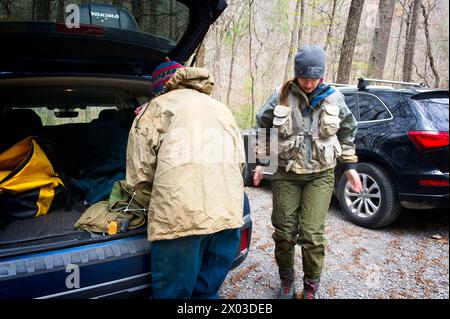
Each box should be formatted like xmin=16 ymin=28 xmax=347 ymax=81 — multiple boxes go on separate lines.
xmin=294 ymin=45 xmax=326 ymax=79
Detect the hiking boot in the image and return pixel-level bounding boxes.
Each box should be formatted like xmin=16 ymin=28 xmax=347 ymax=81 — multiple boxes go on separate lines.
xmin=277 ymin=269 xmax=295 ymax=299
xmin=300 ymin=277 xmax=320 ymax=299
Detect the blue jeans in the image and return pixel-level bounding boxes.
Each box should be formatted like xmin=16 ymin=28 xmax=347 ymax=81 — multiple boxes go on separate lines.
xmin=151 ymin=228 xmax=240 ymax=299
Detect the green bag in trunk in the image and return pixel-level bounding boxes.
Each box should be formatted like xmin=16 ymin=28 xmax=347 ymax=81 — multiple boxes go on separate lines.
xmin=74 ymin=180 xmax=150 ymax=234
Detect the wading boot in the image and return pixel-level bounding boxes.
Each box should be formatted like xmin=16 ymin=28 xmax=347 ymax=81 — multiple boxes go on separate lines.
xmin=300 ymin=277 xmax=320 ymax=299
xmin=277 ymin=269 xmax=295 ymax=299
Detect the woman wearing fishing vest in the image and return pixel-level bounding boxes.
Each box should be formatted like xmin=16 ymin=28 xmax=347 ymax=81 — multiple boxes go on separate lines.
xmin=254 ymin=45 xmax=362 ymax=299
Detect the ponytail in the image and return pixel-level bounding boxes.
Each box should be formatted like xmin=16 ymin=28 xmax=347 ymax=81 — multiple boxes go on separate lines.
xmin=279 ymin=78 xmax=296 ymax=106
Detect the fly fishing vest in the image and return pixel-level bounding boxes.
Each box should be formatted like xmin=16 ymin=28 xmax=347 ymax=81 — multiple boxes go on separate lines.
xmin=272 ymin=85 xmax=342 ymax=174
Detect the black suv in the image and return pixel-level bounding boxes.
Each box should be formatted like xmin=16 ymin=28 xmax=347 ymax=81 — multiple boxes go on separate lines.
xmin=0 ymin=0 xmax=252 ymax=299
xmin=243 ymin=78 xmax=449 ymax=228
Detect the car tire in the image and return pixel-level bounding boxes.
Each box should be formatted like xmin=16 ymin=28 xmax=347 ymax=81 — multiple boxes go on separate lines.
xmin=337 ymin=163 xmax=402 ymax=228
xmin=243 ymin=161 xmax=254 ymax=187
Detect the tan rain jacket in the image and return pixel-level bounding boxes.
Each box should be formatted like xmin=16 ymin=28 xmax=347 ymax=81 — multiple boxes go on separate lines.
xmin=126 ymin=67 xmax=245 ymax=241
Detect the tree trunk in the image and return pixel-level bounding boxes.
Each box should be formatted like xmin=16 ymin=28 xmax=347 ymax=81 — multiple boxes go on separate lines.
xmin=309 ymin=0 xmax=317 ymax=44
xmin=403 ymin=0 xmax=420 ymax=83
xmin=226 ymin=33 xmax=239 ymax=107
xmin=336 ymin=0 xmax=365 ymax=84
xmin=324 ymin=0 xmax=338 ymax=53
xmin=131 ymin=0 xmax=143 ymax=28
xmin=36 ymin=0 xmax=51 ymax=21
xmin=148 ymin=0 xmax=157 ymax=35
xmin=212 ymin=26 xmax=223 ymax=101
xmin=421 ymin=2 xmax=440 ymax=88
xmin=31 ymin=0 xmax=37 ymax=19
xmin=169 ymin=0 xmax=175 ymax=40
xmin=248 ymin=0 xmax=255 ymax=127
xmin=284 ymin=0 xmax=302 ymax=82
xmin=367 ymin=0 xmax=396 ymax=79
xmin=297 ymin=0 xmax=305 ymax=50
xmin=195 ymin=42 xmax=206 ymax=67
xmin=225 ymin=3 xmax=246 ymax=107
xmin=1 ymin=0 xmax=13 ymax=18
xmin=392 ymin=3 xmax=406 ymax=81
xmin=56 ymin=0 xmax=65 ymax=22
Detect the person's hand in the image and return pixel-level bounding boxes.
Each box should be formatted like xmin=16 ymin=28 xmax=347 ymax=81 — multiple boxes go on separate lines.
xmin=345 ymin=169 xmax=363 ymax=193
xmin=134 ymin=105 xmax=143 ymax=115
xmin=253 ymin=165 xmax=264 ymax=187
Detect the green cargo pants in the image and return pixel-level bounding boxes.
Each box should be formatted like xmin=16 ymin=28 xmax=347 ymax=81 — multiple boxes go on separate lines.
xmin=271 ymin=168 xmax=334 ymax=279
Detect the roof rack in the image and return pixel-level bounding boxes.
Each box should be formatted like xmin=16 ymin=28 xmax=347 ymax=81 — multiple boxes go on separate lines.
xmin=358 ymin=78 xmax=422 ymax=90
xmin=357 ymin=78 xmax=422 ymax=90
xmin=327 ymin=82 xmax=354 ymax=88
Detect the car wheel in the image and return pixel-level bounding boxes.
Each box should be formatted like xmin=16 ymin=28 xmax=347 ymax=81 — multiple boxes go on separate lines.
xmin=243 ymin=161 xmax=254 ymax=187
xmin=337 ymin=163 xmax=402 ymax=228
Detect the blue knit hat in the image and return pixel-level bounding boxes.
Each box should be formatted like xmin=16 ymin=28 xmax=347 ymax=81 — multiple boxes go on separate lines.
xmin=294 ymin=45 xmax=326 ymax=79
xmin=150 ymin=61 xmax=184 ymax=96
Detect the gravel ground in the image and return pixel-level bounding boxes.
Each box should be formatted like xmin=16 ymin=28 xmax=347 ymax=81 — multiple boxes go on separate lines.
xmin=219 ymin=182 xmax=449 ymax=299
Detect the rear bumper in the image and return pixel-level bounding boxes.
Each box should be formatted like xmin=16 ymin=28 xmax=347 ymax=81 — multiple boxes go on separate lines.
xmin=399 ymin=193 xmax=449 ymax=210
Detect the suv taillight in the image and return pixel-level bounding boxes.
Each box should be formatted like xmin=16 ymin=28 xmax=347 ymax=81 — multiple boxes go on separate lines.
xmin=240 ymin=229 xmax=249 ymax=253
xmin=408 ymin=131 xmax=449 ymax=151
xmin=56 ymin=23 xmax=105 ymax=36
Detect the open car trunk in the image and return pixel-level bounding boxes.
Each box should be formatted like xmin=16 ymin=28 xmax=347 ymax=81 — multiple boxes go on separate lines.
xmin=0 ymin=198 xmax=147 ymax=259
xmin=0 ymin=202 xmax=130 ymax=257
xmin=0 ymin=76 xmax=150 ymax=257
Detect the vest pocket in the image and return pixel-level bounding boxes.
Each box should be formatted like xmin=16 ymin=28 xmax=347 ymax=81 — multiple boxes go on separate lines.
xmin=273 ymin=105 xmax=293 ymax=138
xmin=278 ymin=134 xmax=304 ymax=160
xmin=319 ymin=104 xmax=340 ymax=138
xmin=312 ymin=136 xmax=340 ymax=167
xmin=273 ymin=105 xmax=305 ymax=161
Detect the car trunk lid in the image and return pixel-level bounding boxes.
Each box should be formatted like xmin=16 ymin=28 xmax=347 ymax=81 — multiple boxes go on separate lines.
xmin=0 ymin=0 xmax=227 ymax=76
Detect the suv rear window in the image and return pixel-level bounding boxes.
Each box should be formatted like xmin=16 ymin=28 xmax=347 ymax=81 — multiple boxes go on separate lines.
xmin=411 ymin=98 xmax=449 ymax=132
xmin=0 ymin=0 xmax=189 ymax=43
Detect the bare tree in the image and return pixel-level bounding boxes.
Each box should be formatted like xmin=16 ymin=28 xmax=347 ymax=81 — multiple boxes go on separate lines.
xmin=225 ymin=1 xmax=247 ymax=107
xmin=208 ymin=0 xmax=243 ymax=101
xmin=0 ymin=0 xmax=13 ymax=17
xmin=195 ymin=42 xmax=206 ymax=67
xmin=403 ymin=0 xmax=420 ymax=82
xmin=367 ymin=0 xmax=396 ymax=79
xmin=131 ymin=0 xmax=143 ymax=27
xmin=421 ymin=1 xmax=440 ymax=87
xmin=297 ymin=0 xmax=306 ymax=49
xmin=308 ymin=0 xmax=317 ymax=44
xmin=393 ymin=1 xmax=407 ymax=81
xmin=248 ymin=0 xmax=256 ymax=126
xmin=36 ymin=0 xmax=51 ymax=20
xmin=324 ymin=0 xmax=338 ymax=53
xmin=198 ymin=0 xmax=448 ymax=127
xmin=284 ymin=0 xmax=302 ymax=81
xmin=336 ymin=0 xmax=365 ymax=84
xmin=56 ymin=0 xmax=65 ymax=22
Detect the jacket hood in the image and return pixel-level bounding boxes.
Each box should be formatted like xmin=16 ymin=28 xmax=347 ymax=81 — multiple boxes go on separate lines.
xmin=164 ymin=67 xmax=214 ymax=95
